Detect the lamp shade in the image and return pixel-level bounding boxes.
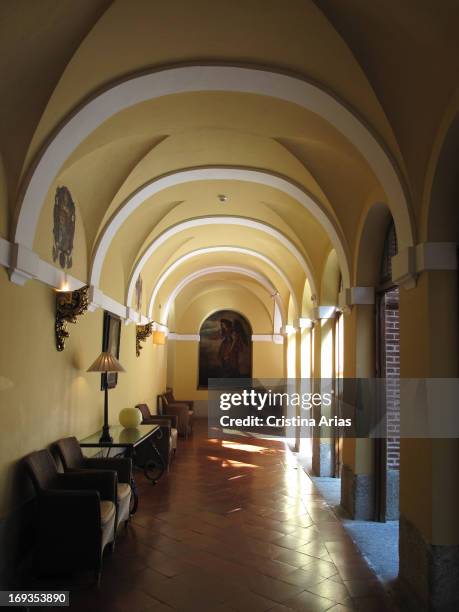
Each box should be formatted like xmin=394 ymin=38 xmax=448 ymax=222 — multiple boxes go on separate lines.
xmin=87 ymin=351 xmax=126 ymax=373
xmin=152 ymin=331 xmax=166 ymax=345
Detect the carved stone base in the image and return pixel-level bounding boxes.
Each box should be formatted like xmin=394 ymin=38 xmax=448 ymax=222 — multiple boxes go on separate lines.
xmin=312 ymin=440 xmax=333 ymax=476
xmin=386 ymin=469 xmax=399 ymax=521
xmin=398 ymin=514 xmax=459 ymax=612
xmin=340 ymin=464 xmax=399 ymax=521
xmin=340 ymin=464 xmax=374 ymax=520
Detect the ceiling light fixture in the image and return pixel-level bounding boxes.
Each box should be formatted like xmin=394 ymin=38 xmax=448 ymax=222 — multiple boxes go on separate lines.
xmin=217 ymin=194 xmax=229 ymax=203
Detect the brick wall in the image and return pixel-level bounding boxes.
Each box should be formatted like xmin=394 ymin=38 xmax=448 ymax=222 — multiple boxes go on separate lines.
xmin=384 ymin=287 xmax=400 ymax=470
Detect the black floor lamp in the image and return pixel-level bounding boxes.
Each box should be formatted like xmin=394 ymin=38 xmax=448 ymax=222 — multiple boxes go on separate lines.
xmin=87 ymin=351 xmax=126 ymax=443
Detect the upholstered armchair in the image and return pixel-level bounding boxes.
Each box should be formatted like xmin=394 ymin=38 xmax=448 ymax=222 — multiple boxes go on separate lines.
xmin=53 ymin=437 xmax=132 ymax=528
xmin=23 ymin=449 xmax=117 ymax=583
xmin=166 ymin=387 xmax=194 ymax=412
xmin=136 ymin=403 xmax=177 ymax=468
xmin=158 ymin=393 xmax=193 ymax=438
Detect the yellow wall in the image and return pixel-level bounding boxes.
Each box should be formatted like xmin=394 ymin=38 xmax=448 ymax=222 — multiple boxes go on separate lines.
xmin=0 ymin=269 xmax=165 ymax=519
xmin=399 ymin=271 xmax=459 ymax=544
xmin=171 ymin=341 xmax=205 ymax=402
xmin=252 ymin=342 xmax=284 ymax=379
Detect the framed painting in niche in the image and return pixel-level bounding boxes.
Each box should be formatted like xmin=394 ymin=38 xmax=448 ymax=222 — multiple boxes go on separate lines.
xmin=198 ymin=310 xmax=252 ymax=389
xmin=101 ymin=311 xmax=122 ymax=390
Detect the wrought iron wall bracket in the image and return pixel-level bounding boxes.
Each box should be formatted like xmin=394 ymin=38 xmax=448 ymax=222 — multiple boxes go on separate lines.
xmin=55 ymin=285 xmax=89 ymax=351
xmin=136 ymin=322 xmax=153 ymax=357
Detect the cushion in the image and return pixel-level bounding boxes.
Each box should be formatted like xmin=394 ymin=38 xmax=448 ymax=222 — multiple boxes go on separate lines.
xmin=117 ymin=485 xmax=131 ymax=525
xmin=117 ymin=483 xmax=131 ymax=502
xmin=24 ymin=449 xmax=59 ymax=491
xmin=100 ymin=500 xmax=116 ymax=526
xmin=56 ymin=437 xmax=84 ymax=470
xmin=100 ymin=501 xmax=116 ymax=552
xmin=170 ymin=428 xmax=178 ymax=450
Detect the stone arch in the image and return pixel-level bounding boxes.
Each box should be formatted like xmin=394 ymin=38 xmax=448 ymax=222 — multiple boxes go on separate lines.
xmin=89 ymin=167 xmax=344 ymax=295
xmin=147 ymin=245 xmax=299 ymax=320
xmin=161 ymin=265 xmax=285 ymax=328
xmin=14 ymin=65 xmax=412 ymax=269
xmin=124 ymin=215 xmax=315 ymax=308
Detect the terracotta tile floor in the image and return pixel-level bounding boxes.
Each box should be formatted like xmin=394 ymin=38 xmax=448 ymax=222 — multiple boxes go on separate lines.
xmin=67 ymin=421 xmax=397 ymax=611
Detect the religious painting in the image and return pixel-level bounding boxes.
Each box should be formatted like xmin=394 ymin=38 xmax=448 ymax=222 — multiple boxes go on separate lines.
xmin=135 ymin=274 xmax=143 ymax=313
xmin=198 ymin=310 xmax=252 ymax=388
xmin=101 ymin=311 xmax=121 ymax=389
xmin=52 ymin=186 xmax=76 ymax=269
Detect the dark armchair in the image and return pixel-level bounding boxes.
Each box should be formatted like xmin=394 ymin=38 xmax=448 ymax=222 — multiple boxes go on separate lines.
xmin=158 ymin=392 xmax=193 ymax=438
xmin=23 ymin=449 xmax=117 ymax=583
xmin=53 ymin=437 xmax=132 ymax=528
xmin=166 ymin=387 xmax=194 ymax=412
xmin=136 ymin=403 xmax=177 ymax=468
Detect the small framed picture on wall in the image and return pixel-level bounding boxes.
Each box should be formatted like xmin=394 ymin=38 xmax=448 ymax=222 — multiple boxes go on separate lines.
xmin=101 ymin=310 xmax=122 ymax=390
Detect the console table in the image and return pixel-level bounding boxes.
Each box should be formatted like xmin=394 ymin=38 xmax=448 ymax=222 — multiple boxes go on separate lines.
xmin=80 ymin=424 xmax=163 ymax=514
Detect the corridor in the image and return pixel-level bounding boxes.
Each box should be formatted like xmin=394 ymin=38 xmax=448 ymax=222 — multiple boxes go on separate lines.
xmin=1 ymin=3 xmax=459 ymax=609
xmin=71 ymin=422 xmax=395 ymax=612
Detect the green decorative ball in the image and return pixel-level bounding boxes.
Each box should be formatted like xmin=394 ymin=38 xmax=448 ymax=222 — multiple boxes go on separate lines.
xmin=119 ymin=407 xmax=142 ymax=429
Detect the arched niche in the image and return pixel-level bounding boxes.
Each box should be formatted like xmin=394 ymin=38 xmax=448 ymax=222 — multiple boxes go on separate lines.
xmin=198 ymin=309 xmax=252 ymax=388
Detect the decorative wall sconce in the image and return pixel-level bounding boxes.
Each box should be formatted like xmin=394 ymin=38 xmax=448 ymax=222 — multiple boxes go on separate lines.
xmin=136 ymin=322 xmax=153 ymax=356
xmin=152 ymin=331 xmax=166 ymax=345
xmin=55 ymin=285 xmax=89 ymax=351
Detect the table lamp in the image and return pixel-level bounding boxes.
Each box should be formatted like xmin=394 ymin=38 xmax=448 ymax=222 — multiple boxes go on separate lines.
xmin=87 ymin=351 xmax=126 ymax=443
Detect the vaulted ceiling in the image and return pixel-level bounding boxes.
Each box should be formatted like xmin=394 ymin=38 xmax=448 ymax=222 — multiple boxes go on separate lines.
xmin=1 ymin=0 xmax=457 ymax=329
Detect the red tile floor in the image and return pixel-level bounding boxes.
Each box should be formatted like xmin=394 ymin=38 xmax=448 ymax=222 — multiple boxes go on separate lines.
xmin=69 ymin=421 xmax=397 ymax=612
